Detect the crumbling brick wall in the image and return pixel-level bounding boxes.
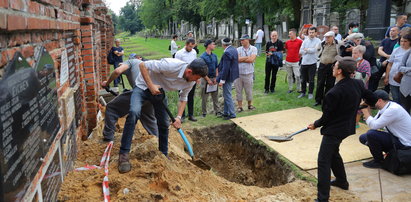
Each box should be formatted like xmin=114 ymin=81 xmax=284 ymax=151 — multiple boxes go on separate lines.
xmin=0 ymin=0 xmax=113 ymax=200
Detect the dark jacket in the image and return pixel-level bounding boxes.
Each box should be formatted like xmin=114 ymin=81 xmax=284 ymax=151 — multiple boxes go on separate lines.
xmin=314 ymin=78 xmax=374 ymax=139
xmin=217 ymin=46 xmax=239 ymax=83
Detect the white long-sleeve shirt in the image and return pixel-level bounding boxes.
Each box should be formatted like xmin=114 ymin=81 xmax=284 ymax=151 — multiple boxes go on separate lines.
xmin=366 ymin=101 xmax=411 ymax=146
xmin=171 ymin=40 xmax=178 ymax=55
xmin=299 ymin=37 xmax=321 ymax=65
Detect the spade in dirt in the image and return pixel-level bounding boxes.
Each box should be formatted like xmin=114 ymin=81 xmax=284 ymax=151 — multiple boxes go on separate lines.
xmin=266 ymin=128 xmax=309 ymax=142
xmin=156 ymin=88 xmax=211 ymax=170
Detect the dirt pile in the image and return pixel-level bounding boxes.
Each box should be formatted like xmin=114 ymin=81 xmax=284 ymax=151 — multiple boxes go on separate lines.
xmin=58 ymin=118 xmax=359 ymax=201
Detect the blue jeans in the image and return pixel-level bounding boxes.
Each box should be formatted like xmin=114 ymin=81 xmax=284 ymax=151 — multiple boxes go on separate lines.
xmin=222 ymin=81 xmax=236 ymax=118
xmin=255 ymin=43 xmax=262 ymax=56
xmin=113 ymin=62 xmax=121 ymax=86
xmin=120 ymin=87 xmax=170 ymax=155
xmin=390 ymin=85 xmax=400 ymax=104
xmin=359 ymin=129 xmax=406 ymax=162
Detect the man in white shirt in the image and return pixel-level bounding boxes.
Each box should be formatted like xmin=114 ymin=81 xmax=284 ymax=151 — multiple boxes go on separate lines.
xmin=254 ymin=27 xmax=264 ymax=56
xmin=360 ymin=90 xmax=411 ymax=168
xmin=298 ymin=27 xmax=322 ymax=99
xmin=116 ymin=58 xmax=208 ymax=173
xmin=170 ymin=35 xmax=180 ymax=58
xmin=332 ymin=26 xmax=342 ymax=41
xmin=236 ymin=34 xmax=257 ymax=112
xmin=175 ymin=38 xmax=198 ymax=121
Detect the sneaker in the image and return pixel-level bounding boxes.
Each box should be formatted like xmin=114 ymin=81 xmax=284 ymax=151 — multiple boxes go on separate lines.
xmin=202 ymin=113 xmax=206 ymax=118
xmin=308 ymin=94 xmax=313 ymax=99
xmin=362 ymin=160 xmax=382 ymax=169
xmin=270 ymin=89 xmax=275 ymax=93
xmin=264 ymin=90 xmax=269 ymax=94
xmin=118 ymin=153 xmax=131 ymax=173
xmin=223 ymin=116 xmax=235 ymax=120
xmin=287 ymin=90 xmax=294 ymax=94
xmin=102 ymin=137 xmax=113 ymax=142
xmin=237 ymin=107 xmax=244 ymax=113
xmin=188 ymin=116 xmax=197 ymax=122
xmin=297 ymin=93 xmax=306 ymax=98
xmin=330 ymin=179 xmax=349 ymax=190
xmin=215 ymin=112 xmax=223 ymax=117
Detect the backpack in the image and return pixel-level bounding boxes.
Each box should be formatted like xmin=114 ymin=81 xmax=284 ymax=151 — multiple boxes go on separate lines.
xmin=168 ymin=45 xmax=171 ymax=51
xmin=107 ymin=48 xmax=115 ymax=65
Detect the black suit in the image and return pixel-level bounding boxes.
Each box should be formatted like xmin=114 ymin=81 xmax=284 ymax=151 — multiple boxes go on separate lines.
xmin=313 ymin=78 xmax=374 ymax=202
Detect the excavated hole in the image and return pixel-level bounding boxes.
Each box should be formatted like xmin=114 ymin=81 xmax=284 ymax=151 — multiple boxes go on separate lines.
xmin=189 ymin=123 xmax=295 ymax=188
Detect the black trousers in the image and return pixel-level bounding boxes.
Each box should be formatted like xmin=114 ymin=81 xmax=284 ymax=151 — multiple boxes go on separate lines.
xmin=368 ymin=62 xmax=390 ymax=92
xmin=300 ymin=63 xmax=317 ymax=94
xmin=315 ymin=63 xmax=335 ymax=103
xmin=182 ymin=84 xmax=196 ymax=117
xmin=264 ymin=62 xmax=279 ymax=91
xmin=400 ymin=93 xmax=411 ymax=114
xmin=317 ymin=135 xmax=347 ymax=202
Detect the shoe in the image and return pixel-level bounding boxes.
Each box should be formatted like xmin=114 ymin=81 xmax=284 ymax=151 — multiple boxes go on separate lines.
xmin=215 ymin=112 xmax=223 ymax=117
xmin=330 ymin=179 xmax=349 ymax=190
xmin=103 ymin=137 xmax=113 ymax=142
xmin=308 ymin=94 xmax=313 ymax=99
xmin=118 ymin=153 xmax=131 ymax=173
xmin=188 ymin=116 xmax=197 ymax=122
xmin=313 ymin=102 xmax=321 ymax=106
xmin=297 ymin=90 xmax=303 ymax=93
xmin=363 ymin=160 xmax=382 ymax=169
xmin=264 ymin=90 xmax=269 ymax=94
xmin=248 ymin=105 xmax=256 ymax=110
xmin=223 ymin=116 xmax=235 ymax=120
xmin=297 ymin=93 xmax=306 ymax=98
xmin=270 ymin=90 xmax=275 ymax=93
xmin=202 ymin=113 xmax=206 ymax=118
xmin=287 ymin=90 xmax=294 ymax=94
xmin=237 ymin=107 xmax=244 ymax=113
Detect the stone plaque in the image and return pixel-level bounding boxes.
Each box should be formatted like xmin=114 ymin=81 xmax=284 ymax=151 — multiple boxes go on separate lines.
xmin=0 ymin=47 xmax=60 ymax=202
xmin=316 ymin=25 xmax=330 ymax=40
xmin=41 ymin=150 xmax=62 ymax=202
xmin=61 ymin=121 xmax=77 ymax=176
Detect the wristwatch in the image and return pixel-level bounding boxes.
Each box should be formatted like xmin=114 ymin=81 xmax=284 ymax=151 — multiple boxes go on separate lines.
xmin=176 ymin=116 xmax=182 ymax=120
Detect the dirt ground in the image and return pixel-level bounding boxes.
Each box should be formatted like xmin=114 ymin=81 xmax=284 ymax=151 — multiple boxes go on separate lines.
xmin=58 ymin=116 xmax=359 ymax=201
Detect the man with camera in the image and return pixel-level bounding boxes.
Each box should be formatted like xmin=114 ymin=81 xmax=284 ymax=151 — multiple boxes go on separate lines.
xmin=359 ymin=90 xmax=411 ymax=168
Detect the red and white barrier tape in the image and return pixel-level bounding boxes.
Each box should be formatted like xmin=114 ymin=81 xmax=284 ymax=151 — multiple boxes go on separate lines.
xmin=74 ymin=141 xmax=114 ymax=202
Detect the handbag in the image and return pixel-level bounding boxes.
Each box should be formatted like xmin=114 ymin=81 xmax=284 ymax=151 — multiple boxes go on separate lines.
xmin=393 ymin=72 xmax=404 ymax=83
xmin=382 ymin=132 xmax=411 ymax=175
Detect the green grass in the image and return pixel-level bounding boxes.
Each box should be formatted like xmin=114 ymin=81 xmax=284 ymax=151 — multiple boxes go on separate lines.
xmin=111 ymin=34 xmax=322 ymax=128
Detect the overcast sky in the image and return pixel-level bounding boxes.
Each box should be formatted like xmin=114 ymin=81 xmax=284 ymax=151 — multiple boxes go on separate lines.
xmin=106 ymin=0 xmax=128 ymax=15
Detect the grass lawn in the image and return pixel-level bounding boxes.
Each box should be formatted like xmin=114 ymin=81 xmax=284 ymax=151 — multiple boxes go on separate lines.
xmin=111 ymin=33 xmax=322 ymax=128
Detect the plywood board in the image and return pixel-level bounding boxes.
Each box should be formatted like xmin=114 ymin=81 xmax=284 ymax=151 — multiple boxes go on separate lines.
xmin=231 ymin=107 xmax=372 ymax=170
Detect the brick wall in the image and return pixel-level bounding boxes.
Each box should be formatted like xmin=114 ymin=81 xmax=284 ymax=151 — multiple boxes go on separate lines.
xmin=0 ymin=0 xmax=113 ymax=200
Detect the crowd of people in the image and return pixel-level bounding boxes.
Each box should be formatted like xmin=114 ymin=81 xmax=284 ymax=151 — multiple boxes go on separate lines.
xmin=101 ymin=15 xmax=411 ymax=202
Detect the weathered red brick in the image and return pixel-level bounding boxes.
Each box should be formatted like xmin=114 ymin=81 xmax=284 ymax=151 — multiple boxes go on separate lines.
xmin=81 ymin=49 xmax=92 ymax=55
xmin=0 ymin=0 xmax=8 ymax=8
xmin=80 ymin=17 xmax=93 ymax=24
xmin=0 ymin=13 xmax=6 ymax=30
xmin=28 ymin=1 xmax=39 ymax=14
xmin=22 ymin=45 xmax=34 ymax=58
xmin=7 ymin=14 xmax=26 ymax=30
xmin=0 ymin=50 xmax=8 ymax=67
xmin=73 ymin=37 xmax=81 ymax=45
xmin=28 ymin=18 xmax=50 ymax=30
xmin=10 ymin=0 xmax=25 ymax=11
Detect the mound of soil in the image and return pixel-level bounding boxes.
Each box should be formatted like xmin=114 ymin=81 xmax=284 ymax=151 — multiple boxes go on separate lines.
xmin=58 ymin=117 xmax=358 ymax=201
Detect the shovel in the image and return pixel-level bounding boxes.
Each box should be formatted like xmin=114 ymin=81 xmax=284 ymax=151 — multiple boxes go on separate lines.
xmin=266 ymin=128 xmax=309 ymax=142
xmin=104 ymin=86 xmax=118 ymax=96
xmin=156 ymin=90 xmax=211 ymax=170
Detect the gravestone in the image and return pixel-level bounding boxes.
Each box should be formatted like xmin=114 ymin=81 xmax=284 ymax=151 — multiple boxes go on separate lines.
xmin=0 ymin=47 xmax=60 ymax=202
xmin=329 ymin=12 xmax=340 ymax=27
xmin=212 ymin=18 xmax=217 ymax=37
xmin=241 ymin=26 xmax=247 ymax=37
xmin=316 ymin=25 xmax=330 ymax=40
xmin=234 ymin=23 xmax=239 ymax=40
xmin=345 ymin=9 xmax=361 ymax=30
xmin=264 ymin=25 xmax=270 ymax=43
xmin=300 ymin=0 xmax=313 ymax=27
xmin=364 ymin=0 xmax=391 ymax=40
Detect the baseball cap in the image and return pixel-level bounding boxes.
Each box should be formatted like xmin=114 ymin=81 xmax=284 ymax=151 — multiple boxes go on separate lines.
xmin=129 ymin=53 xmax=137 ymax=59
xmin=324 ymin=31 xmax=335 ymax=37
xmin=204 ymin=39 xmax=213 ymax=48
xmin=373 ymin=90 xmax=391 ymax=101
xmin=335 ymin=55 xmax=356 ymax=74
xmin=240 ymin=34 xmax=250 ymax=40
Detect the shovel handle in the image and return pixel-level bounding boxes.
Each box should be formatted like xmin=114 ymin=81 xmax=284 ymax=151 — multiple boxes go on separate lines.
xmin=288 ymin=128 xmax=309 ymax=138
xmin=104 ymin=86 xmax=118 ymax=96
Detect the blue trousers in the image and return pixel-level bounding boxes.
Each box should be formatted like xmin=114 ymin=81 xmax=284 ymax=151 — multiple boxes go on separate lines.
xmin=255 ymin=43 xmax=262 ymax=56
xmin=222 ymin=81 xmax=236 ymax=118
xmin=113 ymin=62 xmax=121 ymax=86
xmin=390 ymin=85 xmax=400 ymax=104
xmin=120 ymin=87 xmax=170 ymax=155
xmin=359 ymin=129 xmax=405 ymax=162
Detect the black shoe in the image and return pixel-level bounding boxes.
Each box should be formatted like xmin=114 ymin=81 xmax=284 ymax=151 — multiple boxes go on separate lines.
xmin=313 ymin=102 xmax=321 ymax=106
xmin=223 ymin=116 xmax=235 ymax=120
xmin=297 ymin=90 xmax=303 ymax=93
xmin=270 ymin=89 xmax=275 ymax=93
xmin=264 ymin=90 xmax=269 ymax=94
xmin=363 ymin=160 xmax=382 ymax=168
xmin=215 ymin=112 xmax=223 ymax=117
xmin=330 ymin=179 xmax=349 ymax=190
xmin=188 ymin=116 xmax=197 ymax=122
xmin=103 ymin=137 xmax=113 ymax=142
xmin=287 ymin=90 xmax=294 ymax=94
xmin=202 ymin=113 xmax=206 ymax=118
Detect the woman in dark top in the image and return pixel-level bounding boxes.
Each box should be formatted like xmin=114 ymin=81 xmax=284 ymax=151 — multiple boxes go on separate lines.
xmin=264 ymin=31 xmax=284 ymax=93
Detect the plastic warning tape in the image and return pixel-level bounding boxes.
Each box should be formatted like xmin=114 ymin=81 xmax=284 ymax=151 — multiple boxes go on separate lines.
xmin=74 ymin=164 xmax=102 ymax=171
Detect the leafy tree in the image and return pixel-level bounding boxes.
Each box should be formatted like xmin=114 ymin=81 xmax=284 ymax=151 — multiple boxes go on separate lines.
xmin=139 ymin=0 xmax=171 ymax=29
xmin=119 ymin=2 xmax=145 ymax=34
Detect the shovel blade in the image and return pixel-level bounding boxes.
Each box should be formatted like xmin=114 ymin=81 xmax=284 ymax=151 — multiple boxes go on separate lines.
xmin=191 ymin=158 xmax=211 ymax=170
xmin=266 ymin=136 xmax=293 ymax=142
